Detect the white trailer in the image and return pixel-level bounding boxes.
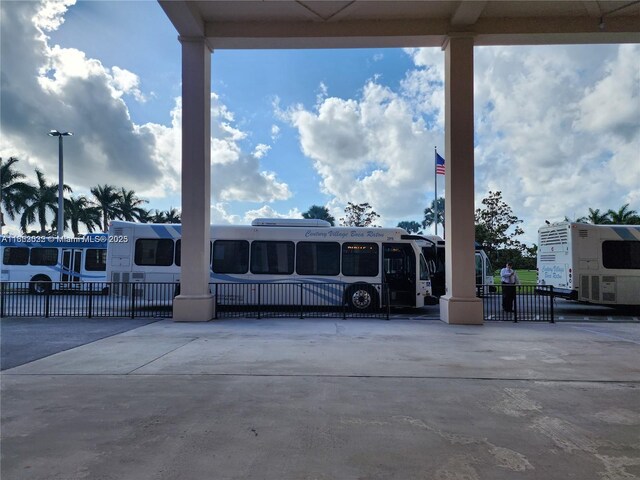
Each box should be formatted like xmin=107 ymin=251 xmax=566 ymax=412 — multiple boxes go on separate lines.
xmin=537 ymin=221 xmax=640 ymax=306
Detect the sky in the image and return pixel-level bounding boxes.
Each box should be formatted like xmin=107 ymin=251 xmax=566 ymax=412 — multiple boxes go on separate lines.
xmin=1 ymin=0 xmax=639 ymax=246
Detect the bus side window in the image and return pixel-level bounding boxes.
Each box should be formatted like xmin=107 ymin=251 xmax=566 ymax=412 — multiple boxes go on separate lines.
xmin=213 ymin=240 xmax=249 ymax=274
xmin=85 ymin=249 xmax=107 ymax=271
xmin=342 ymin=243 xmax=378 ymax=277
xmin=134 ymin=239 xmax=174 ymax=266
xmin=250 ymin=241 xmax=294 ymax=274
xmin=30 ymin=248 xmax=58 ymax=266
xmin=296 ymin=242 xmax=340 ymax=276
xmin=3 ymin=247 xmax=29 ymax=265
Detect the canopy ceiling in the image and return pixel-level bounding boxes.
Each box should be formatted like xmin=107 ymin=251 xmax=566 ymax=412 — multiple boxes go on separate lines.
xmin=159 ymin=0 xmax=640 ymax=49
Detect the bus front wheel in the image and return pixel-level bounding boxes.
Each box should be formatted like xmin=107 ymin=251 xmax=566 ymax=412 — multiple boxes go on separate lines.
xmin=30 ymin=276 xmax=52 ymax=295
xmin=345 ymin=284 xmax=378 ymax=312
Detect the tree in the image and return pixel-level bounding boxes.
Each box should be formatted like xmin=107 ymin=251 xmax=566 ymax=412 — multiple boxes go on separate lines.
xmin=340 ymin=202 xmax=380 ymax=227
xmin=474 ymin=191 xmax=525 ymax=265
xmin=19 ymin=169 xmax=71 ymax=234
xmin=141 ymin=209 xmax=179 ymax=223
xmin=607 ymin=204 xmax=639 ymax=225
xmin=422 ymin=197 xmax=445 ymax=234
xmin=91 ymin=184 xmax=121 ymax=232
xmin=397 ymin=221 xmax=422 ymax=234
xmin=115 ymin=188 xmax=148 ymax=222
xmin=302 ymin=205 xmax=335 ymax=225
xmin=576 ymin=208 xmax=611 ymax=224
xmin=163 ymin=208 xmax=181 ymax=223
xmin=1 ymin=157 xmax=36 ymax=223
xmin=65 ymin=196 xmax=101 ymax=237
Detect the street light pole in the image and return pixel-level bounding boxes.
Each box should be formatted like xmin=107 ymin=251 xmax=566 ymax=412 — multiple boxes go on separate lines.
xmin=48 ymin=130 xmax=72 ymax=237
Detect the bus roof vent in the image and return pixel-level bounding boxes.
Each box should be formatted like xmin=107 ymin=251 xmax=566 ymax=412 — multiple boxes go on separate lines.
xmin=251 ymin=218 xmax=331 ymax=228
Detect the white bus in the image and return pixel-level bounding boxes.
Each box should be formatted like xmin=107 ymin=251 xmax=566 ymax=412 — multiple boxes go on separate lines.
xmin=106 ymin=219 xmax=434 ymax=310
xmin=0 ymin=233 xmax=108 ymax=293
xmin=416 ymin=235 xmax=495 ymax=297
xmin=537 ymin=221 xmax=640 ymax=306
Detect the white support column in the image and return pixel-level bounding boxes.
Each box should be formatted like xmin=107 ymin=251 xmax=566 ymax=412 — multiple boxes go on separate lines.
xmin=439 ymin=34 xmax=483 ymax=325
xmin=173 ymin=36 xmax=215 ymax=322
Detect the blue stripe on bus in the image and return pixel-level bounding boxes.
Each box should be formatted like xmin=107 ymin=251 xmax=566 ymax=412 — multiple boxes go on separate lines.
xmin=611 ymin=227 xmax=638 ymax=241
xmin=149 ymin=225 xmax=178 ymax=239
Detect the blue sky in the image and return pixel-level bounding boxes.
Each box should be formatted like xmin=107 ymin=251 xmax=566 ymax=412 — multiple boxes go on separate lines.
xmin=1 ymin=0 xmax=639 ymax=245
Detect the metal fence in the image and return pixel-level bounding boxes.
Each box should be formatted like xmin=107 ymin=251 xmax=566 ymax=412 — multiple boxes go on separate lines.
xmin=211 ymin=282 xmax=390 ymax=319
xmin=0 ymin=281 xmax=390 ymax=320
xmin=0 ymin=282 xmax=174 ymax=318
xmin=1 ymin=281 xmax=552 ymax=321
xmin=479 ymin=284 xmax=554 ymax=322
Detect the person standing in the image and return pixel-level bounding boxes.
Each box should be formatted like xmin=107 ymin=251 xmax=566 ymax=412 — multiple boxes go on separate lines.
xmin=500 ymin=262 xmax=519 ymax=312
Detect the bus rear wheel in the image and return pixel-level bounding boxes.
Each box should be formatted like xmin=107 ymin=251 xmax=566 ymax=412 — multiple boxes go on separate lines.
xmin=345 ymin=284 xmax=378 ymax=312
xmin=30 ymin=276 xmax=52 ymax=295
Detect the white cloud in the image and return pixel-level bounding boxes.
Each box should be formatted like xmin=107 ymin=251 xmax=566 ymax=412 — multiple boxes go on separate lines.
xmin=282 ymin=79 xmax=439 ymax=227
xmin=473 ymin=44 xmax=639 ymax=243
xmin=0 ymin=1 xmax=291 ymax=232
xmin=253 ymin=143 xmax=271 ymax=159
xmin=270 ymin=124 xmax=281 ymax=140
xmin=282 ymin=44 xmax=638 ymax=243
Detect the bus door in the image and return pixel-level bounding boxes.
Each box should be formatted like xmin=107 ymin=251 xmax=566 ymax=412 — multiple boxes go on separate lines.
xmin=61 ymin=249 xmax=82 ymax=283
xmin=383 ymin=244 xmax=416 ymax=306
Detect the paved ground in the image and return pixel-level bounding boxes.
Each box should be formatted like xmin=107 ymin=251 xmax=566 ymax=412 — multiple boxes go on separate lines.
xmin=0 ymin=317 xmax=160 ymax=370
xmin=1 ymin=317 xmax=639 ymax=480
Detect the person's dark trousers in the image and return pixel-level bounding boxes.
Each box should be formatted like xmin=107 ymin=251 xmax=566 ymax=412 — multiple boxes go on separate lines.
xmin=502 ymin=283 xmax=516 ymax=312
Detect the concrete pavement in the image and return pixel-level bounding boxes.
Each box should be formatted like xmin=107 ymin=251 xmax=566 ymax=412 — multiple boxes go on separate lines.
xmin=1 ymin=318 xmax=639 ymax=479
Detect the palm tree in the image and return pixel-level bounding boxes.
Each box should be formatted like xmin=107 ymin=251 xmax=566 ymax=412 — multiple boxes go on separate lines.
xmin=91 ymin=185 xmax=121 ymax=232
xmin=607 ymin=204 xmax=639 ymax=225
xmin=65 ymin=196 xmax=101 ymax=237
xmin=163 ymin=208 xmax=181 ymax=223
xmin=422 ymin=197 xmax=445 ymax=234
xmin=115 ymin=188 xmax=148 ymax=222
xmin=576 ymin=208 xmax=611 ymax=224
xmin=149 ymin=209 xmax=167 ymax=223
xmin=19 ymin=169 xmax=71 ymax=234
xmin=1 ymin=157 xmax=36 ymax=223
xmin=302 ymin=205 xmax=335 ymax=225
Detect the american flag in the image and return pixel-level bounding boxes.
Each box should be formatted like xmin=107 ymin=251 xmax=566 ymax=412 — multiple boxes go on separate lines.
xmin=435 ymin=152 xmax=445 ymax=175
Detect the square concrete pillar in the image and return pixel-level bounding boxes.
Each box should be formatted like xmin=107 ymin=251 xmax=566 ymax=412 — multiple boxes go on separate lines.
xmin=173 ymin=36 xmax=215 ymax=322
xmin=439 ymin=34 xmax=483 ymax=325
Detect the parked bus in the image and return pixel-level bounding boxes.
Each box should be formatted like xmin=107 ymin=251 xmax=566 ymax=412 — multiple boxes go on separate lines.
xmin=537 ymin=221 xmax=640 ymax=306
xmin=106 ymin=219 xmax=434 ymax=310
xmin=416 ymin=235 xmax=495 ymax=297
xmin=0 ymin=233 xmax=108 ymax=293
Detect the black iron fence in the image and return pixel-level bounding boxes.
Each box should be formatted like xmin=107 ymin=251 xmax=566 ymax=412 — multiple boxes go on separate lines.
xmin=479 ymin=284 xmax=554 ymax=322
xmin=0 ymin=281 xmax=390 ymax=320
xmin=0 ymin=282 xmax=174 ymax=318
xmin=211 ymin=282 xmax=390 ymax=319
xmin=1 ymin=281 xmax=552 ymax=322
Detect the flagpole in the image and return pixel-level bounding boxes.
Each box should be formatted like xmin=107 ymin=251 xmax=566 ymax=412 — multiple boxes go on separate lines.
xmin=434 ymin=147 xmax=438 ymax=236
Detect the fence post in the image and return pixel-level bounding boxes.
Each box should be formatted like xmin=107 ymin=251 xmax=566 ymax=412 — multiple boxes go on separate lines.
xmin=45 ymin=288 xmax=50 ymax=318
xmin=342 ymin=284 xmax=347 ymax=320
xmin=130 ymin=283 xmax=135 ymax=319
xmin=300 ymin=283 xmax=304 ymax=319
xmin=214 ymin=283 xmax=218 ymax=320
xmin=513 ymin=285 xmax=518 ymax=323
xmin=385 ymin=284 xmax=390 ymax=320
xmin=549 ymin=286 xmax=555 ymax=323
xmin=257 ymin=283 xmax=261 ymax=319
xmin=0 ymin=282 xmax=5 ymax=318
xmin=88 ymin=283 xmax=93 ymax=318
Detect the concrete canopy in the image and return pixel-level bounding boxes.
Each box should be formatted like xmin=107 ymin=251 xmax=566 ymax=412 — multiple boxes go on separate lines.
xmin=159 ymin=1 xmax=640 ymax=48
